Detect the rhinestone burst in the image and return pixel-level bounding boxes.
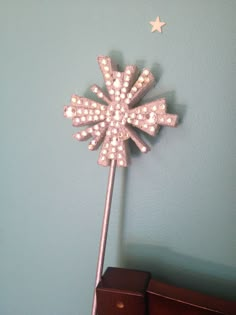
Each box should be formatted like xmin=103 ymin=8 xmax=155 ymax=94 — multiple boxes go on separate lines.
xmin=64 ymin=56 xmax=178 ymax=167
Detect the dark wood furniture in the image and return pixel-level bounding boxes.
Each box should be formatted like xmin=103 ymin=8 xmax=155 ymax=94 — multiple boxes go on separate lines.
xmin=97 ymin=267 xmax=151 ymax=315
xmin=96 ymin=267 xmax=236 ymax=315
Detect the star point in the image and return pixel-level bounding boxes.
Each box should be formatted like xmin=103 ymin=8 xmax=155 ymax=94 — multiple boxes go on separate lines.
xmin=150 ymin=16 xmax=166 ymax=33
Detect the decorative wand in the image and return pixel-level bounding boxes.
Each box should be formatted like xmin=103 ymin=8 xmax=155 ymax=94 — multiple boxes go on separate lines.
xmin=64 ymin=55 xmax=178 ymax=315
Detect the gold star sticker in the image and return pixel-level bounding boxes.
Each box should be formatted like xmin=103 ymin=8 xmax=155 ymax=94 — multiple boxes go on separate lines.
xmin=150 ymin=16 xmax=166 ymax=33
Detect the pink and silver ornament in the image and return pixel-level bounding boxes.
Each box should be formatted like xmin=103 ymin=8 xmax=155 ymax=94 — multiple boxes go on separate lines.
xmin=64 ymin=56 xmax=178 ymax=167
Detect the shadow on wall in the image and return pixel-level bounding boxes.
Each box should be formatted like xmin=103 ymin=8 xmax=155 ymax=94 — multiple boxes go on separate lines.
xmin=114 ymin=165 xmax=236 ymax=302
xmin=120 ymin=243 xmax=236 ymax=301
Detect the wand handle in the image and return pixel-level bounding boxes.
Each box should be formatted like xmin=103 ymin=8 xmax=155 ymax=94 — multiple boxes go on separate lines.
xmin=91 ymin=159 xmax=117 ymax=315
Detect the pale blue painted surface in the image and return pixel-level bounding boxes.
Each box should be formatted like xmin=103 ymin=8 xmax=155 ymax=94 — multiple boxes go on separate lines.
xmin=1 ymin=0 xmax=235 ymax=314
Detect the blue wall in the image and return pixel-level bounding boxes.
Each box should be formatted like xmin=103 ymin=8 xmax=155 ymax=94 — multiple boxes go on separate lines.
xmin=1 ymin=0 xmax=235 ymax=314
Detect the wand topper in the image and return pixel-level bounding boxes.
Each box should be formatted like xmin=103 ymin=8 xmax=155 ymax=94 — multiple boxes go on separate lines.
xmin=64 ymin=55 xmax=178 ymax=167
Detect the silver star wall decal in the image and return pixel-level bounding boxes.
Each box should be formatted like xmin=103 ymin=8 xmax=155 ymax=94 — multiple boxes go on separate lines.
xmin=150 ymin=16 xmax=166 ymax=33
xmin=64 ymin=55 xmax=178 ymax=166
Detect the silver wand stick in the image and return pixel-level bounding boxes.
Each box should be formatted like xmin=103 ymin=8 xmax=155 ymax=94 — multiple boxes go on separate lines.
xmin=91 ymin=160 xmax=117 ymax=315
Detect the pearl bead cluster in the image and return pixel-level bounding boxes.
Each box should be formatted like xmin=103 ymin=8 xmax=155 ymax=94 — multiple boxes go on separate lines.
xmin=91 ymin=84 xmax=110 ymax=105
xmin=123 ymin=69 xmax=155 ymax=108
xmin=118 ymin=66 xmax=138 ymax=101
xmin=98 ymin=136 xmax=128 ymax=167
xmin=74 ymin=121 xmax=108 ymax=151
xmin=98 ymin=57 xmax=139 ymax=104
xmin=98 ymin=56 xmax=117 ymax=101
xmin=64 ymin=94 xmax=107 ymax=127
xmin=127 ymin=99 xmax=178 ymax=136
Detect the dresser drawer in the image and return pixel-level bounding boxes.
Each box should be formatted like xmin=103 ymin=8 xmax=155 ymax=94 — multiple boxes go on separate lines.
xmin=147 ymin=279 xmax=235 ymax=315
xmin=148 ymin=293 xmax=223 ymax=315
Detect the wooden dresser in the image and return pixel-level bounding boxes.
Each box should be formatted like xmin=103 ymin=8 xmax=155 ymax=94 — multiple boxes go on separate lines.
xmin=96 ymin=267 xmax=236 ymax=315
